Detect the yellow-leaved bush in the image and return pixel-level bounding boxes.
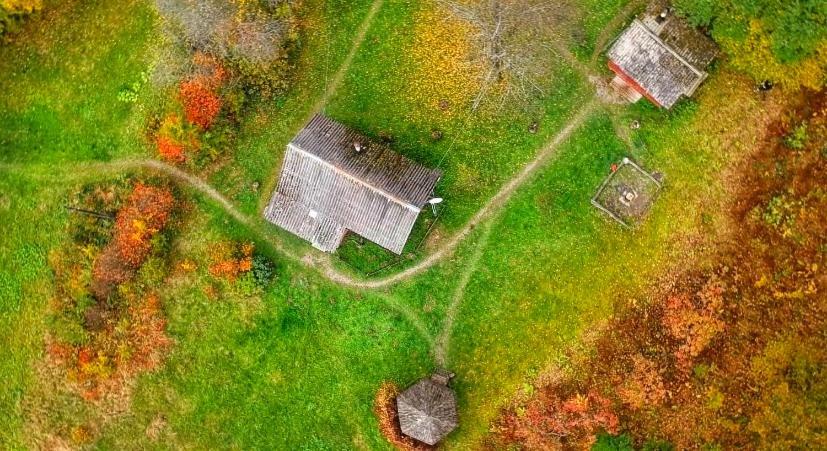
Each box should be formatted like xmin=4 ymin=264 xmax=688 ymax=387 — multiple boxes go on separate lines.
xmin=721 ymin=20 xmax=827 ymax=91
xmin=1 ymin=0 xmax=43 ymax=37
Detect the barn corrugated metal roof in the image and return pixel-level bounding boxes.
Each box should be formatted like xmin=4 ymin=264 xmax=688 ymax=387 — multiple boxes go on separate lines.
xmin=292 ymin=114 xmax=442 ymax=207
xmin=608 ymin=11 xmax=716 ymax=109
xmin=263 ymin=114 xmax=441 ymax=254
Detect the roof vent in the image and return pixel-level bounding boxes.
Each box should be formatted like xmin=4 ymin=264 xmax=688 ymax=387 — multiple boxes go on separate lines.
xmin=430 ymin=369 xmax=455 ymax=386
xmin=353 ymin=141 xmax=363 ymax=153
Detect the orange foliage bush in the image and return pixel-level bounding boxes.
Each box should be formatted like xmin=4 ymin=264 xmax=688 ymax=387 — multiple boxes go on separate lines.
xmin=661 ymin=280 xmax=725 ymax=371
xmin=617 ymin=355 xmax=667 ymax=410
xmin=112 ymin=184 xmax=173 ymax=266
xmin=180 ymin=77 xmax=221 ymax=130
xmin=156 ymin=135 xmax=186 ymax=163
xmin=497 ymin=389 xmax=619 ymax=449
xmin=373 ymin=382 xmax=432 ymax=451
xmin=92 ymin=184 xmax=174 ymax=299
xmin=209 ymin=241 xmax=253 ymax=281
xmin=155 ymin=113 xmax=200 ymax=164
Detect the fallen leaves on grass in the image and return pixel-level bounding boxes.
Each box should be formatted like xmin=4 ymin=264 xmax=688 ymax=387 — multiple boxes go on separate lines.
xmin=374 ymin=382 xmax=433 ymax=450
xmin=404 ymin=1 xmax=482 ymax=124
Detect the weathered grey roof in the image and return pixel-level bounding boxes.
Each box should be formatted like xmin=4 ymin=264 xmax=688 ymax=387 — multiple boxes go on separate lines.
xmin=608 ymin=6 xmax=716 ymax=109
xmin=292 ymin=114 xmax=442 ymax=207
xmin=397 ymin=378 xmax=458 ymax=446
xmin=264 ymin=114 xmax=441 ymax=254
xmin=657 ymin=21 xmax=717 ymax=69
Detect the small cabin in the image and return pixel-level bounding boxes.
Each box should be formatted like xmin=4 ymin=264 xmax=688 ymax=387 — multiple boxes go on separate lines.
xmin=607 ymin=3 xmax=717 ymax=108
xmin=396 ymin=371 xmax=458 ymax=446
xmin=264 ymin=114 xmax=442 ymax=254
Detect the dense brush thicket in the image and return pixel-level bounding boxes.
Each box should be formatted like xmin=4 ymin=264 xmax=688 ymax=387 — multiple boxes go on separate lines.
xmin=674 ymin=0 xmax=827 ymax=89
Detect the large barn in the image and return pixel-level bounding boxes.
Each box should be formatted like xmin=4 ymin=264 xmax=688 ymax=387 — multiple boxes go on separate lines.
xmin=607 ymin=4 xmax=717 ymax=108
xmin=264 ymin=114 xmax=442 ymax=254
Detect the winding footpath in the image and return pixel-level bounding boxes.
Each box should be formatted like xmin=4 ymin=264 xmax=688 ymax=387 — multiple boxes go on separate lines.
xmin=3 ymin=97 xmax=598 ymax=292
xmin=0 ymin=0 xmax=625 ymax=365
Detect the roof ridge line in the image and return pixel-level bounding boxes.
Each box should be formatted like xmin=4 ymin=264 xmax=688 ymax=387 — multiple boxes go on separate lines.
xmin=289 ymin=144 xmax=422 ymax=212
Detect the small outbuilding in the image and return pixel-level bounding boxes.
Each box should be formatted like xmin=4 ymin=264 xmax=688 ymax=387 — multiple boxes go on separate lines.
xmin=592 ymin=158 xmax=663 ymax=228
xmin=607 ymin=3 xmax=717 ymax=108
xmin=264 ymin=114 xmax=442 ymax=254
xmin=396 ymin=372 xmax=458 ymax=446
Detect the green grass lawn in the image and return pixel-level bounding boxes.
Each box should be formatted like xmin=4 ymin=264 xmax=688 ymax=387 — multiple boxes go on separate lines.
xmin=0 ymin=0 xmax=157 ymax=165
xmin=0 ymin=0 xmax=778 ymax=449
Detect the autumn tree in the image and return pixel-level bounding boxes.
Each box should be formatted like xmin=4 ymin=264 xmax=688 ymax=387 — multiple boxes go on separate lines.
xmin=154 ymin=0 xmax=300 ymax=95
xmin=674 ymin=0 xmax=827 ymax=89
xmin=440 ymin=0 xmax=580 ymax=109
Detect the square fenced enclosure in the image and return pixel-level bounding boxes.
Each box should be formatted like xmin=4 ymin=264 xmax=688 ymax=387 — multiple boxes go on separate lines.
xmin=592 ymin=158 xmax=663 ymax=227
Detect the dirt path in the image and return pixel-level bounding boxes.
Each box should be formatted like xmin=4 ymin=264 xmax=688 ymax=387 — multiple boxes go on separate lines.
xmin=311 ymin=0 xmax=384 ymax=115
xmin=433 ymin=220 xmax=495 ymax=367
xmin=377 ymin=293 xmax=435 ymax=347
xmin=340 ymin=99 xmax=599 ymax=289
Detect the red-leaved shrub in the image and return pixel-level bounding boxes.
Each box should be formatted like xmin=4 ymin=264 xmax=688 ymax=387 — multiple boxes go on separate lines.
xmin=180 ymin=77 xmax=221 ymax=130
xmin=92 ymin=184 xmax=174 ymax=299
xmin=156 ymin=135 xmax=186 ymax=163
xmin=155 ymin=113 xmax=199 ymax=164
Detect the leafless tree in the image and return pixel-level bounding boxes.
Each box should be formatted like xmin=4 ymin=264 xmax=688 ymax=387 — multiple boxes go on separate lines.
xmin=155 ymin=0 xmax=293 ymax=67
xmin=439 ymin=0 xmax=580 ymax=110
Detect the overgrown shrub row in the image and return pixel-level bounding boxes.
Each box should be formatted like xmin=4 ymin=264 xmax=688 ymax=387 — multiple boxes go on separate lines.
xmin=49 ymin=181 xmax=177 ymax=407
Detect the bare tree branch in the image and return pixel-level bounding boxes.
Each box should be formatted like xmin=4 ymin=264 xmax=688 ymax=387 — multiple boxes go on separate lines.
xmin=439 ymin=0 xmax=580 ymax=110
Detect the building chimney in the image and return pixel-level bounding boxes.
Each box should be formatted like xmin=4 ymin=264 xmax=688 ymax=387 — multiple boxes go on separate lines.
xmin=353 ymin=141 xmax=363 ymax=152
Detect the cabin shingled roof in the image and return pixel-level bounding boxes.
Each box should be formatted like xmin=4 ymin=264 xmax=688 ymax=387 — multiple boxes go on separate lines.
xmin=608 ymin=4 xmax=717 ymax=109
xmin=397 ymin=378 xmax=458 ymax=445
xmin=263 ymin=114 xmax=441 ymax=254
